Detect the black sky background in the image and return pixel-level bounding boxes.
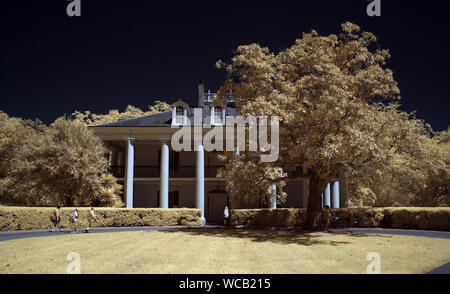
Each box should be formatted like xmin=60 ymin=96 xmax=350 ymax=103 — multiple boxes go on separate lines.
xmin=1 ymin=0 xmax=449 ymax=131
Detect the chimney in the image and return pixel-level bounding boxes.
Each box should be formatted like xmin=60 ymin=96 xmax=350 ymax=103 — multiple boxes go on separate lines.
xmin=198 ymin=81 xmax=204 ymax=107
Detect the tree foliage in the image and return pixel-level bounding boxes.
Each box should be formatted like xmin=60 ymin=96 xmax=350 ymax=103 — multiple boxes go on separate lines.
xmin=71 ymin=101 xmax=171 ymax=126
xmin=217 ymin=151 xmax=287 ymax=208
xmin=0 ymin=101 xmax=170 ymax=207
xmin=215 ymin=22 xmax=448 ymax=227
xmin=0 ymin=115 xmax=122 ymax=207
xmin=1 ymin=101 xmax=171 ymax=207
xmin=0 ymin=111 xmax=42 ymax=178
xmin=348 ymin=124 xmax=448 ymax=207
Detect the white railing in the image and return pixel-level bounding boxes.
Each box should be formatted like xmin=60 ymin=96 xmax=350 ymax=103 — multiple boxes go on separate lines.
xmin=202 ymin=90 xmax=235 ymax=103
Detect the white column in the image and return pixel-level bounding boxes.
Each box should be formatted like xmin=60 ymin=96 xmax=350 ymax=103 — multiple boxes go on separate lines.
xmin=124 ymin=138 xmax=135 ymax=208
xmin=271 ymin=184 xmax=277 ymax=208
xmin=324 ymin=183 xmax=331 ymax=207
xmin=159 ymin=140 xmax=169 ymax=208
xmin=331 ymin=181 xmax=340 ymax=208
xmin=196 ymin=144 xmax=205 ymax=225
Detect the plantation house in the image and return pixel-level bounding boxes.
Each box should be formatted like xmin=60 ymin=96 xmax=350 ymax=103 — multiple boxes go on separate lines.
xmin=91 ymin=82 xmax=347 ymax=224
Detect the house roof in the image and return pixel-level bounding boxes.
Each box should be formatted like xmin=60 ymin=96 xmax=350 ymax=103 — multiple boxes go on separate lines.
xmin=92 ymin=104 xmax=240 ymax=128
xmin=92 ymin=110 xmax=173 ymax=127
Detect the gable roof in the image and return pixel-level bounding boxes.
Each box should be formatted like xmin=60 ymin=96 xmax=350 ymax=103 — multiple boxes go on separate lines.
xmin=92 ymin=110 xmax=173 ymax=127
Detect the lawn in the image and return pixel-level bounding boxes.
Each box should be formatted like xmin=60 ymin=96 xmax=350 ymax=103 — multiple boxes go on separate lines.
xmin=0 ymin=228 xmax=448 ymax=274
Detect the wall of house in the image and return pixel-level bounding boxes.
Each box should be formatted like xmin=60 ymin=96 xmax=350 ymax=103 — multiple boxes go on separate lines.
xmin=133 ymin=181 xmax=196 ymax=208
xmin=134 ymin=143 xmax=159 ymax=166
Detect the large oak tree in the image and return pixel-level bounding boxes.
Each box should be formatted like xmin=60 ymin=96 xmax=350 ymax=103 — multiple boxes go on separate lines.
xmin=215 ymin=22 xmax=443 ymax=228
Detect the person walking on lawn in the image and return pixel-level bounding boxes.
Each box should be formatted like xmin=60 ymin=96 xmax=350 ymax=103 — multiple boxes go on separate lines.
xmin=224 ymin=205 xmax=230 ymax=226
xmin=85 ymin=207 xmax=97 ymax=233
xmin=322 ymin=205 xmax=332 ymax=232
xmin=312 ymin=210 xmax=322 ymax=231
xmin=51 ymin=206 xmax=64 ymax=232
xmin=70 ymin=209 xmax=79 ymax=233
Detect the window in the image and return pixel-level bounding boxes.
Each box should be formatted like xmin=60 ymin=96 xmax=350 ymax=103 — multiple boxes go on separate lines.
xmin=212 ymin=107 xmax=223 ymax=125
xmin=175 ymin=106 xmax=185 ymax=124
xmin=171 ymin=100 xmax=189 ymax=126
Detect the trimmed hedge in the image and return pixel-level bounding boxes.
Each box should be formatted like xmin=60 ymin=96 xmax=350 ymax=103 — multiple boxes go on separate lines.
xmin=0 ymin=206 xmax=202 ymax=231
xmin=230 ymin=207 xmax=450 ymax=231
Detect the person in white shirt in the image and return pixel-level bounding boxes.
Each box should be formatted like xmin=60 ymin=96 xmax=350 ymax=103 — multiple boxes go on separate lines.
xmin=224 ymin=205 xmax=230 ymax=226
xmin=70 ymin=209 xmax=79 ymax=233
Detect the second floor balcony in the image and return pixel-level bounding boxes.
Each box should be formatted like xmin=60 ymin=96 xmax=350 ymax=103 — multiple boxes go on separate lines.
xmin=110 ymin=165 xmax=224 ymax=179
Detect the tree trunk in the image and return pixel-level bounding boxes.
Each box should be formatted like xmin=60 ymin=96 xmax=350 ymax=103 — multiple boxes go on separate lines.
xmin=304 ymin=174 xmax=327 ymax=230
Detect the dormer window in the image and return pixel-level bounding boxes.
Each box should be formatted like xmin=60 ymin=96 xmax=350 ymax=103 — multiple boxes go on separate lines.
xmin=214 ymin=107 xmax=222 ymax=123
xmin=171 ymin=100 xmax=189 ymax=126
xmin=175 ymin=107 xmax=185 ymax=124
xmin=211 ymin=106 xmax=224 ymax=125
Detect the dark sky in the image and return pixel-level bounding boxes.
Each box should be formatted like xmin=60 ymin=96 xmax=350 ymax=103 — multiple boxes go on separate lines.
xmin=1 ymin=0 xmax=449 ymax=131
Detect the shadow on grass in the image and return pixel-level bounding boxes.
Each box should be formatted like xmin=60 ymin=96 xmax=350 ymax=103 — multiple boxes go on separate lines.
xmin=342 ymin=232 xmax=392 ymax=238
xmin=156 ymin=228 xmax=391 ymax=246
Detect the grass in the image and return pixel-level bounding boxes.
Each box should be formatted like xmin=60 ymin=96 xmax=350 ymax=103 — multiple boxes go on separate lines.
xmin=0 ymin=228 xmax=449 ymax=274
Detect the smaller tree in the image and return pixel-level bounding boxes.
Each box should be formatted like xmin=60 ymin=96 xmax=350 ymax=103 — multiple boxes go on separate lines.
xmin=410 ymin=128 xmax=450 ymax=207
xmin=0 ymin=111 xmax=42 ymax=179
xmin=348 ymin=125 xmax=449 ymax=207
xmin=2 ymin=117 xmax=121 ymax=207
xmin=90 ymin=174 xmax=123 ymax=207
xmin=0 ymin=112 xmax=44 ymax=204
xmin=217 ymin=151 xmax=287 ymax=208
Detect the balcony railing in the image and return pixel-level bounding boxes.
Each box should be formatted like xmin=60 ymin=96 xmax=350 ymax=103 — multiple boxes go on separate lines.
xmin=110 ymin=165 xmax=224 ymax=178
xmin=202 ymin=90 xmax=235 ymax=103
xmin=110 ymin=164 xmax=305 ymax=179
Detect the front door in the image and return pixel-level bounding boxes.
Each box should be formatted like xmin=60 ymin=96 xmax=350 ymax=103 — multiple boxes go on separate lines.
xmin=207 ymin=193 xmax=228 ymax=224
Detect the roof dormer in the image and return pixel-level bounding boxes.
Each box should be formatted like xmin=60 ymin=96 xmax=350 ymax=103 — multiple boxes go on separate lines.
xmin=171 ymin=100 xmax=190 ymax=126
xmin=210 ymin=105 xmax=225 ymax=126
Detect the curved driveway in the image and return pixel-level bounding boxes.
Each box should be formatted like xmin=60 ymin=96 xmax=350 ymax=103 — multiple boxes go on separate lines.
xmin=2 ymin=226 xmax=448 ymax=242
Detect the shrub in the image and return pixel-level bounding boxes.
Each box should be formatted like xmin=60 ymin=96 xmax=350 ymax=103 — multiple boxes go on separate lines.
xmin=230 ymin=207 xmax=450 ymax=231
xmin=0 ymin=206 xmax=201 ymax=231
